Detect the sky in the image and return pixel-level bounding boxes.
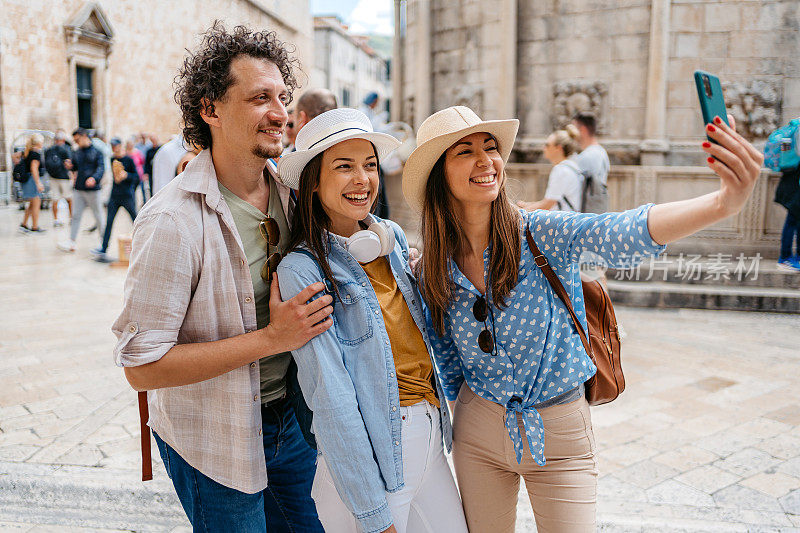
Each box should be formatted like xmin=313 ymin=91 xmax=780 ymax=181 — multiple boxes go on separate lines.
xmin=311 ymin=0 xmax=394 ymax=35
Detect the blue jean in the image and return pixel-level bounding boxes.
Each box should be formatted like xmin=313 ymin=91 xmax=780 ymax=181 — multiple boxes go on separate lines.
xmin=780 ymin=211 xmax=799 ymax=261
xmin=101 ymin=195 xmax=137 ymax=253
xmin=154 ymin=397 xmax=323 ymax=533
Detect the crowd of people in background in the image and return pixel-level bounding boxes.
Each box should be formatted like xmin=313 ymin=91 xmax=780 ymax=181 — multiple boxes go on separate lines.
xmin=10 ymin=104 xmax=610 ymax=267
xmin=12 ymin=126 xmax=205 ymax=262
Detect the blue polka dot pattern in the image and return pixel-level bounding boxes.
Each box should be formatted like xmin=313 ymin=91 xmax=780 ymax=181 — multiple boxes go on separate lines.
xmin=427 ymin=205 xmax=666 ymax=465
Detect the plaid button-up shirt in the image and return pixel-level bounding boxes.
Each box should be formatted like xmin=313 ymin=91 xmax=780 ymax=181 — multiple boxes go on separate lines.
xmin=112 ymin=149 xmax=293 ymax=493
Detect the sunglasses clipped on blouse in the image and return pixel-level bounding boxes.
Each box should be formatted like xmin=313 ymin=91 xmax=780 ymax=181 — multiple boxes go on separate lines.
xmin=472 ymin=295 xmax=497 ymax=356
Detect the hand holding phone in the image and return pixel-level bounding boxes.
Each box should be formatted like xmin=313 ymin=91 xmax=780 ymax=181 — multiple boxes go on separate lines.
xmin=693 ymin=72 xmax=764 ymax=219
xmin=694 ymin=70 xmax=730 ymax=144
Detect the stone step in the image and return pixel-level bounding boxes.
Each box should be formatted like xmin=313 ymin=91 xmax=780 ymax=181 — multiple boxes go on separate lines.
xmin=3 ymin=461 xmax=797 ymax=532
xmin=606 ymin=280 xmax=800 ymax=313
xmin=0 ymin=461 xmax=187 ymax=531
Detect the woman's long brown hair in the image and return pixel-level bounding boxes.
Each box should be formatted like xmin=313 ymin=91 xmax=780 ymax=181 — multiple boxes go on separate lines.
xmin=286 ymin=152 xmax=343 ymax=302
xmin=420 ymin=149 xmax=521 ymax=336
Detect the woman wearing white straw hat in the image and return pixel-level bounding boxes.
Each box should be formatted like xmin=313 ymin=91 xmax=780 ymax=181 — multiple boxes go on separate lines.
xmin=275 ymin=108 xmax=468 ymax=533
xmin=402 ymin=106 xmax=763 ymax=532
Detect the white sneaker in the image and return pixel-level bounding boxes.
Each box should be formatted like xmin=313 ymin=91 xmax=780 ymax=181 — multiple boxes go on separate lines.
xmin=776 ymin=259 xmax=800 ymax=272
xmin=57 ymin=239 xmax=77 ymax=252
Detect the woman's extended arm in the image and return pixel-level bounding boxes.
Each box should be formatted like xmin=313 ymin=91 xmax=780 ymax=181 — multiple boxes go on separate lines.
xmin=647 ymin=115 xmax=764 ymax=245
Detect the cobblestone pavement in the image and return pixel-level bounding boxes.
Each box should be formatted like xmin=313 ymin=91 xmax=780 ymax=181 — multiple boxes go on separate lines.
xmin=1 ymin=204 xmax=799 ymax=532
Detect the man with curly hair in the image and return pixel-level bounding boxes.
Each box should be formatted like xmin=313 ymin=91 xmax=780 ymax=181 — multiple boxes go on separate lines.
xmin=113 ymin=23 xmax=330 ymax=532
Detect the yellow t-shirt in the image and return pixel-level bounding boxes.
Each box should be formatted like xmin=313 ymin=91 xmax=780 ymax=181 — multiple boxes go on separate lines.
xmin=361 ymin=257 xmax=440 ymax=408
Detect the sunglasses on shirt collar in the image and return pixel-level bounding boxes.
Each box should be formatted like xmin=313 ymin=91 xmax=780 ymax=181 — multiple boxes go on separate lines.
xmin=472 ymin=295 xmax=497 ymax=356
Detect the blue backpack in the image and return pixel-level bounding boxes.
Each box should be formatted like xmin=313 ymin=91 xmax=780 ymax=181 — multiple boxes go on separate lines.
xmin=764 ymin=119 xmax=800 ymax=171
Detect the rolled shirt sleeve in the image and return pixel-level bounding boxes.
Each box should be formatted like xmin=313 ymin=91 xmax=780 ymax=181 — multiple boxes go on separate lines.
xmin=112 ymin=211 xmax=197 ymax=367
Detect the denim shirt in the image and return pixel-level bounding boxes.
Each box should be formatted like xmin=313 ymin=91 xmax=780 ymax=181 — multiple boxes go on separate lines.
xmin=428 ymin=205 xmax=666 ymax=466
xmin=276 ymin=216 xmax=453 ymax=533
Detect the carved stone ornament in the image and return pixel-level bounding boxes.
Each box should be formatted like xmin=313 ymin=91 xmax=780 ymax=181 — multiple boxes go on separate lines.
xmin=64 ymin=2 xmax=114 ymax=50
xmin=552 ymin=80 xmax=607 ymax=131
xmin=723 ymin=80 xmax=781 ymax=140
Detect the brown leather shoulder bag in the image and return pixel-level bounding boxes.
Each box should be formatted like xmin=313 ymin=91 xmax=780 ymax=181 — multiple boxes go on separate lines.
xmin=525 ymin=229 xmax=624 ymax=405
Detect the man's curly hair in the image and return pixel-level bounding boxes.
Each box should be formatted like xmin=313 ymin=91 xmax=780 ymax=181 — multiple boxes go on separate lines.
xmin=174 ymin=22 xmax=299 ymax=150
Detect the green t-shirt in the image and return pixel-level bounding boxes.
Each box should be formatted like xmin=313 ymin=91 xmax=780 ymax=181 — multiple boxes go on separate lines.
xmin=218 ymin=178 xmax=292 ymax=404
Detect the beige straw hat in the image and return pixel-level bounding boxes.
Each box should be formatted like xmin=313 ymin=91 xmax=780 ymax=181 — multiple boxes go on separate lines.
xmin=401 ymin=106 xmax=519 ymax=212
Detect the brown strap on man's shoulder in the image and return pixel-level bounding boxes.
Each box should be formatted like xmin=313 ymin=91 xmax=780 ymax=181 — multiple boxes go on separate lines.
xmin=138 ymin=391 xmax=153 ymax=481
xmin=524 ymin=229 xmax=592 ymax=358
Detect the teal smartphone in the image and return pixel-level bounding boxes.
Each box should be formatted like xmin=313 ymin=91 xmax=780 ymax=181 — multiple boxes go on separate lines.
xmin=694 ymin=70 xmax=729 ymax=143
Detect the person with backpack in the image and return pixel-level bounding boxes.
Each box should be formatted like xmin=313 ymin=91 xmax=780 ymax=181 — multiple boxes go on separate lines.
xmin=18 ymin=133 xmax=47 ymax=234
xmin=774 ymin=166 xmax=800 ymax=271
xmin=765 ymin=118 xmax=800 ymax=271
xmin=572 ymin=112 xmax=610 ymax=214
xmin=44 ymin=129 xmax=73 ymax=226
xmin=517 ymin=124 xmax=584 ymax=212
xmin=402 ymin=106 xmax=763 ymax=532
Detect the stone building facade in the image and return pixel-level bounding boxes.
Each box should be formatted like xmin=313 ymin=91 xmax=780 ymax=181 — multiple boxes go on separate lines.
xmin=0 ymin=0 xmax=313 ymax=199
xmin=395 ymin=0 xmax=800 ymax=165
xmin=311 ymin=16 xmax=390 ymax=110
xmin=388 ymin=0 xmax=799 ymax=258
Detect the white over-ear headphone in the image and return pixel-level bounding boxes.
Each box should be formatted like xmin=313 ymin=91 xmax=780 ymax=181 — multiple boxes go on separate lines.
xmin=346 ymin=221 xmax=396 ymax=264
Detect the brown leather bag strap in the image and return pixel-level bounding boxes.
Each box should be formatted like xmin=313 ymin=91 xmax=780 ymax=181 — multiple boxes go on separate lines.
xmin=138 ymin=391 xmax=153 ymax=481
xmin=524 ymin=228 xmax=593 ymax=358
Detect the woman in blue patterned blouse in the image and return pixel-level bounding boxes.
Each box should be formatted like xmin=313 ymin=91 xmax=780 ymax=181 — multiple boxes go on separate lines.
xmin=401 ymin=106 xmax=763 ymax=532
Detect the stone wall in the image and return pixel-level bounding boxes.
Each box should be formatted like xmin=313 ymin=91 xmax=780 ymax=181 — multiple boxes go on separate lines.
xmin=0 ymin=0 xmax=313 ymax=166
xmin=664 ymin=1 xmax=800 ymax=165
xmin=430 ymin=0 xmax=500 ymax=116
xmin=517 ymin=1 xmax=652 ymax=145
xmin=398 ymin=0 xmax=800 ymax=165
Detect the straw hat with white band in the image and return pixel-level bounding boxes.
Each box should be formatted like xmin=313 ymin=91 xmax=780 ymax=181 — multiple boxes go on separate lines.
xmin=276 ymin=108 xmax=401 ymax=190
xmin=401 ymin=106 xmax=519 ymax=213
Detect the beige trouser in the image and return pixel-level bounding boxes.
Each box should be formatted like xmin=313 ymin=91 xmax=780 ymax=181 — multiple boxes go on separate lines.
xmin=452 ymin=384 xmax=598 ymax=533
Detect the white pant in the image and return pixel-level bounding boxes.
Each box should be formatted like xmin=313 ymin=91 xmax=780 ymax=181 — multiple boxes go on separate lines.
xmin=312 ymin=401 xmax=468 ymax=533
